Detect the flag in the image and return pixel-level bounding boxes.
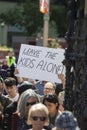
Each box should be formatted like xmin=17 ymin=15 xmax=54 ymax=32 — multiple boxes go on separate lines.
xmin=40 ymin=0 xmax=49 ymax=14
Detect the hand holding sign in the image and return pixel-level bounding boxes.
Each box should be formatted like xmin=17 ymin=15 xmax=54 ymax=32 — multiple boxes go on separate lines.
xmin=58 ymin=73 xmax=65 ymax=89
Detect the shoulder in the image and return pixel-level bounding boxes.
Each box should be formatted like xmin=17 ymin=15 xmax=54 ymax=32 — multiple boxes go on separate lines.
xmin=17 ymin=117 xmax=31 ymax=130
xmin=5 ymin=101 xmax=17 ymax=114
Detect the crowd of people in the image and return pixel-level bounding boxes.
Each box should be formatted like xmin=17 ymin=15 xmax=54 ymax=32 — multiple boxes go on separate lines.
xmin=0 ymin=50 xmax=80 ymax=130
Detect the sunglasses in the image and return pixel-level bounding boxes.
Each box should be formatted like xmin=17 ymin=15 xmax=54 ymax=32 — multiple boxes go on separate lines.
xmin=44 ymin=88 xmax=55 ymax=91
xmin=26 ymin=101 xmax=36 ymax=107
xmin=32 ymin=116 xmax=46 ymax=121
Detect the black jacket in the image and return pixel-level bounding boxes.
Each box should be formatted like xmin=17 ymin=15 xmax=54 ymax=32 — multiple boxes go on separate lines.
xmin=0 ymin=94 xmax=12 ymax=130
xmin=3 ymin=101 xmax=17 ymax=130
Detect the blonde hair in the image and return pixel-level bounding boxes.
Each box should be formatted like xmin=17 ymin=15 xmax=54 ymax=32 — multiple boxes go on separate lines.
xmin=27 ymin=103 xmax=49 ymax=126
xmin=52 ymin=127 xmax=62 ymax=130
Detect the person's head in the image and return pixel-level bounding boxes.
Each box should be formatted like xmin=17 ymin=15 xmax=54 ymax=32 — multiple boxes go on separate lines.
xmin=27 ymin=103 xmax=49 ymax=129
xmin=0 ymin=76 xmax=4 ymax=95
xmin=2 ymin=59 xmax=7 ymax=65
xmin=4 ymin=77 xmax=17 ymax=98
xmin=17 ymin=81 xmax=33 ymax=95
xmin=8 ymin=50 xmax=14 ymax=57
xmin=17 ymin=89 xmax=40 ymax=119
xmin=43 ymin=93 xmax=59 ymax=117
xmin=44 ymin=82 xmax=56 ymax=95
xmin=55 ymin=111 xmax=80 ymax=130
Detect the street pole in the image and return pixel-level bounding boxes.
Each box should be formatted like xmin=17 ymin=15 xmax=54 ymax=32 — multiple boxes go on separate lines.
xmin=43 ymin=0 xmax=50 ymax=47
xmin=0 ymin=22 xmax=5 ymax=45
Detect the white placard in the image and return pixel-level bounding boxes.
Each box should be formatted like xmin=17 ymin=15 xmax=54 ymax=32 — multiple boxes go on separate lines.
xmin=16 ymin=44 xmax=65 ymax=83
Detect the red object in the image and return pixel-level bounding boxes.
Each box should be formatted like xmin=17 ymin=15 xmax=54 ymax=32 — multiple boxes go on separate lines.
xmin=11 ymin=112 xmax=18 ymax=130
xmin=40 ymin=0 xmax=49 ymax=14
xmin=28 ymin=40 xmax=36 ymax=46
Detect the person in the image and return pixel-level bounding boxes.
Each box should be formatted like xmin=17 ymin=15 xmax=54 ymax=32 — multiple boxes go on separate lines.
xmin=27 ymin=103 xmax=49 ymax=130
xmin=35 ymin=73 xmax=65 ymax=96
xmin=0 ymin=76 xmax=12 ymax=130
xmin=35 ymin=81 xmax=47 ymax=95
xmin=3 ymin=77 xmax=19 ymax=130
xmin=43 ymin=82 xmax=56 ymax=95
xmin=0 ymin=59 xmax=9 ymax=80
xmin=4 ymin=77 xmax=19 ymax=102
xmin=0 ymin=64 xmax=8 ymax=80
xmin=0 ymin=76 xmax=12 ymax=113
xmin=3 ymin=82 xmax=34 ymax=130
xmin=1 ymin=59 xmax=9 ymax=70
xmin=43 ymin=93 xmax=60 ymax=129
xmin=6 ymin=50 xmax=16 ymax=67
xmin=36 ymin=82 xmax=56 ymax=103
xmin=11 ymin=89 xmax=40 ymax=130
xmin=52 ymin=110 xmax=80 ymax=130
xmin=17 ymin=80 xmax=34 ymax=95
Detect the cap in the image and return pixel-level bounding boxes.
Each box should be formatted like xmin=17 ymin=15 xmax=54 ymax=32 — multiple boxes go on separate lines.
xmin=55 ymin=111 xmax=80 ymax=130
xmin=18 ymin=81 xmax=33 ymax=95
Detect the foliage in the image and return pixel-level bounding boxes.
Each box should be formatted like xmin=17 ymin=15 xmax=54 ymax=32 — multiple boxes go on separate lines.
xmin=48 ymin=39 xmax=62 ymax=48
xmin=0 ymin=45 xmax=13 ymax=51
xmin=49 ymin=20 xmax=58 ymax=38
xmin=50 ymin=5 xmax=67 ymax=37
xmin=0 ymin=0 xmax=67 ymax=37
xmin=0 ymin=0 xmax=43 ymax=36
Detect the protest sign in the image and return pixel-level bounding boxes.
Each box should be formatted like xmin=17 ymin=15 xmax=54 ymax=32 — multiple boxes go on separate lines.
xmin=16 ymin=44 xmax=65 ymax=83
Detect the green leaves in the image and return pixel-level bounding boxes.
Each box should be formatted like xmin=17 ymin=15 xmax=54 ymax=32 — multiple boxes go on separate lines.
xmin=0 ymin=1 xmax=67 ymax=37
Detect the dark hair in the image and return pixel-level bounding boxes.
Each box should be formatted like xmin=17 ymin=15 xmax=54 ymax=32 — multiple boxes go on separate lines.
xmin=18 ymin=81 xmax=33 ymax=95
xmin=43 ymin=93 xmax=58 ymax=104
xmin=8 ymin=50 xmax=13 ymax=53
xmin=55 ymin=83 xmax=63 ymax=96
xmin=7 ymin=63 xmax=16 ymax=77
xmin=43 ymin=93 xmax=59 ymax=109
xmin=4 ymin=77 xmax=16 ymax=87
